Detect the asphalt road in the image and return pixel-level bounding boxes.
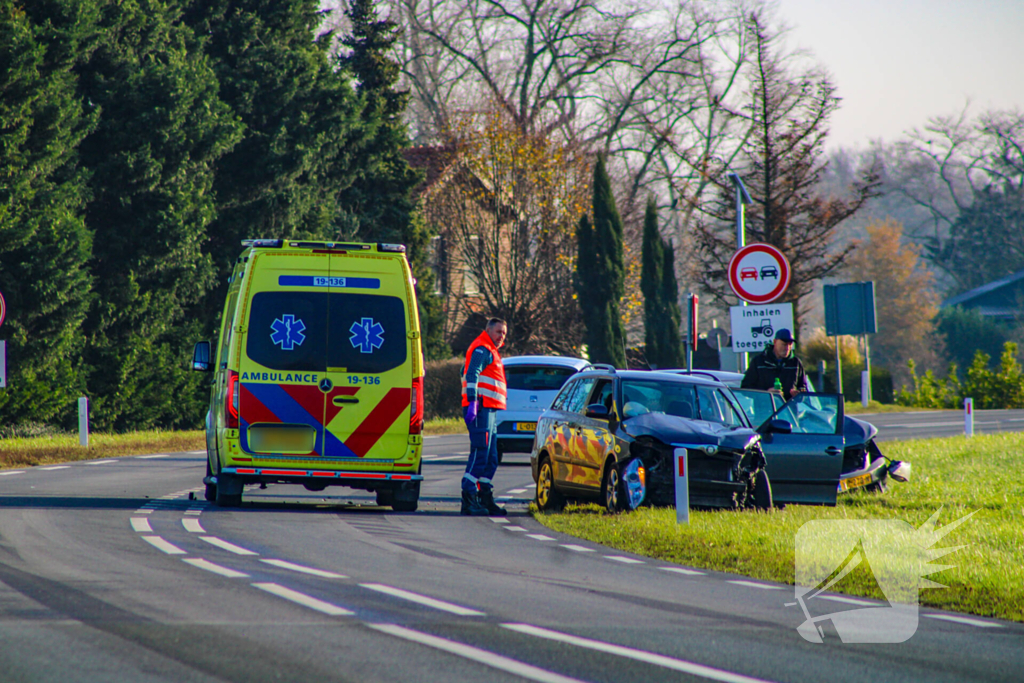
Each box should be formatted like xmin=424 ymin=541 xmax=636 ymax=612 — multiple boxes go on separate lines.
xmin=0 ymin=433 xmax=1020 ymax=682
xmin=858 ymin=408 xmax=1024 ymax=441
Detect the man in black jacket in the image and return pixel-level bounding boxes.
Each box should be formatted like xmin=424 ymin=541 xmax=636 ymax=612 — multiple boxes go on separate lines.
xmin=741 ymin=328 xmax=808 ymax=397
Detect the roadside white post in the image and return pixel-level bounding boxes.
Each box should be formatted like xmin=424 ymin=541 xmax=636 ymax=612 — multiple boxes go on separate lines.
xmin=861 ymin=370 xmax=870 ymax=408
xmin=673 ymin=448 xmax=689 ymax=524
xmin=78 ymin=396 xmax=89 ymax=447
xmin=964 ymin=397 xmax=974 ymax=437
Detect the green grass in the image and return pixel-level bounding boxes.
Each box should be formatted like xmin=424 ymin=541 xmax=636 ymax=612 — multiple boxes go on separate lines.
xmin=845 ymin=400 xmax=931 ymax=414
xmin=0 ymin=418 xmax=464 ymax=469
xmin=0 ymin=430 xmax=205 ymax=469
xmin=534 ymin=432 xmax=1024 ymax=622
xmin=423 ymin=417 xmax=466 ymax=435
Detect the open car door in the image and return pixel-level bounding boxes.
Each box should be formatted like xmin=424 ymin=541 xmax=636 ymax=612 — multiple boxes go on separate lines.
xmin=732 ymin=390 xmax=845 ymax=506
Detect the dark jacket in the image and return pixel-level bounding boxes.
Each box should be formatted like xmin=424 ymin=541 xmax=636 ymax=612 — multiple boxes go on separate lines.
xmin=741 ymin=345 xmax=808 ymax=395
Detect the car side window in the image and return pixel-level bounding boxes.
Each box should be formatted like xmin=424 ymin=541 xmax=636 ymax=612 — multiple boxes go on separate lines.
xmin=696 ymin=386 xmax=743 ymax=427
xmin=564 ymin=377 xmax=597 ymax=414
xmin=590 ymin=379 xmax=614 ymax=412
xmin=550 ymin=380 xmax=577 ymax=411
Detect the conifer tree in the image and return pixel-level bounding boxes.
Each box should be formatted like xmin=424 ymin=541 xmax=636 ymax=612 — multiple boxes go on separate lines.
xmin=576 ymin=154 xmax=626 ymax=367
xmin=640 ymin=199 xmax=683 ymax=368
xmin=338 ymin=0 xmax=447 ymax=358
xmin=0 ymin=1 xmax=96 ymax=425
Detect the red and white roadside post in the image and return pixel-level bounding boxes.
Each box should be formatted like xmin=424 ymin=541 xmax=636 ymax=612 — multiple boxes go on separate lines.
xmin=674 ymin=448 xmax=689 ymax=524
xmin=964 ymin=398 xmax=974 ymax=437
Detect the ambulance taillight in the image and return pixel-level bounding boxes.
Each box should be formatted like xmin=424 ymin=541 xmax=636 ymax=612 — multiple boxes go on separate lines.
xmin=226 ymin=370 xmax=240 ymax=428
xmin=410 ymin=376 xmax=424 ymax=435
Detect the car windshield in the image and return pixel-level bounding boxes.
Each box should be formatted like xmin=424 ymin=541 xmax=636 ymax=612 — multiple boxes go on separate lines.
xmin=619 ymin=380 xmax=698 ymax=420
xmin=769 ymin=393 xmax=841 ymax=434
xmin=505 ymin=365 xmax=578 ymax=391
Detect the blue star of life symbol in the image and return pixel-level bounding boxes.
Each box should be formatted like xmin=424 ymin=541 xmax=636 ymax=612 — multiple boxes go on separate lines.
xmin=349 ymin=317 xmax=384 ymax=354
xmin=270 ymin=314 xmax=306 ymax=351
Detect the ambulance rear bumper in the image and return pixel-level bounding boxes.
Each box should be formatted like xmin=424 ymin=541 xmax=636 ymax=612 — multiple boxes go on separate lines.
xmin=208 ymin=467 xmax=422 ymax=491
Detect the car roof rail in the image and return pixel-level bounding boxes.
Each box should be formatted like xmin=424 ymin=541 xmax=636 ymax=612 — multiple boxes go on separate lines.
xmin=581 ymin=364 xmax=616 ymax=373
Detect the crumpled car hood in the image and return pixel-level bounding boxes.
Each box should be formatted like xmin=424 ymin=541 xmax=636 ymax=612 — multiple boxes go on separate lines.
xmin=623 ymin=412 xmax=757 ymax=450
xmin=844 ymin=415 xmax=877 ymax=446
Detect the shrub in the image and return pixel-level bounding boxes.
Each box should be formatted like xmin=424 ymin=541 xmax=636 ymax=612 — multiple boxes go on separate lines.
xmin=897 ymin=342 xmax=1024 ymax=409
xmin=423 ymin=357 xmax=465 ymax=420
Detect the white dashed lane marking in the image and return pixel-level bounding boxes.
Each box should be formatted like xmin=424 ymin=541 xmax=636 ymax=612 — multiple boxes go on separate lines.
xmin=136 ymin=454 xmax=170 ymax=459
xmin=200 ymin=536 xmax=258 ymax=556
xmin=141 ymin=536 xmax=186 ymax=555
xmin=817 ymin=595 xmax=875 ymax=606
xmin=260 ymin=559 xmax=347 ymax=579
xmin=252 ymin=583 xmax=354 ymax=616
xmin=502 ymin=623 xmax=778 ymax=683
xmin=360 ymin=583 xmax=485 ymax=616
xmin=130 ymin=517 xmax=153 ymax=533
xmin=39 ymin=466 xmax=70 ymax=471
xmin=561 ymin=545 xmax=595 ymax=552
xmin=0 ymin=471 xmax=24 ymax=476
xmin=605 ymin=556 xmax=644 ymax=564
xmin=184 ymin=558 xmax=249 ymax=578
xmin=87 ymin=460 xmax=116 ymax=465
xmin=182 ymin=518 xmax=205 ymax=533
xmin=727 ymin=580 xmax=783 ymax=590
xmin=924 ymin=613 xmax=1004 ymax=628
xmin=490 ymin=518 xmax=510 ymax=524
xmin=369 ymin=624 xmax=586 ymax=683
xmin=659 ymin=567 xmax=705 ymax=576
xmin=503 ymin=526 xmax=527 ymax=532
xmin=506 ymin=488 xmax=529 ymax=494
xmin=526 ymin=534 xmax=556 ymax=542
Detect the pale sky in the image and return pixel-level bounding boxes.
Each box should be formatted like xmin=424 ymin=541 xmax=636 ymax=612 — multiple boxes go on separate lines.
xmin=776 ymin=0 xmax=1024 ymax=150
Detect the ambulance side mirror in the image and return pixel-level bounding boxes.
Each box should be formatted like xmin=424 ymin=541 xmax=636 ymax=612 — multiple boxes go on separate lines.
xmin=192 ymin=341 xmax=212 ymax=372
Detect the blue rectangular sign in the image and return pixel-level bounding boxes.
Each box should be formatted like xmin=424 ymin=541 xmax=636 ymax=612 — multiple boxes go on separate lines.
xmin=824 ymin=282 xmax=877 ymax=336
xmin=278 ymin=276 xmax=380 ymax=289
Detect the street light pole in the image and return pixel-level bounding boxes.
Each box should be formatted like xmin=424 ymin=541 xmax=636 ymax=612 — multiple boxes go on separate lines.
xmin=727 ymin=172 xmax=753 ymax=372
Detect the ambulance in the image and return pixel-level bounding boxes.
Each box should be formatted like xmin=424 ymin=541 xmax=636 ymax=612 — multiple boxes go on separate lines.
xmin=191 ymin=240 xmax=424 ymax=510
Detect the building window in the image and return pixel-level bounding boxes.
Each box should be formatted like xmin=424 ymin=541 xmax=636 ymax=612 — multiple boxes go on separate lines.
xmin=463 ymin=235 xmax=481 ymax=295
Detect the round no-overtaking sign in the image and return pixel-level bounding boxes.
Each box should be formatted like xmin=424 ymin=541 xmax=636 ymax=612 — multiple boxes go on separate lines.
xmin=728 ymin=243 xmax=791 ymax=304
xmin=0 ymin=291 xmax=5 ymax=328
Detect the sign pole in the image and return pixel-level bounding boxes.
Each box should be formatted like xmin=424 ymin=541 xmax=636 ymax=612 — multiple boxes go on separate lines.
xmin=728 ymin=173 xmax=752 ymax=373
xmin=835 ymin=335 xmax=843 ymax=396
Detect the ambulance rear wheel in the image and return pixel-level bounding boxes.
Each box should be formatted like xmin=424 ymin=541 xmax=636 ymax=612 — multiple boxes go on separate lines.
xmin=205 ymin=458 xmax=217 ymax=502
xmin=376 ymin=489 xmax=395 ymax=507
xmin=215 ymin=474 xmax=242 ymax=507
xmin=391 ymin=480 xmax=419 ymax=512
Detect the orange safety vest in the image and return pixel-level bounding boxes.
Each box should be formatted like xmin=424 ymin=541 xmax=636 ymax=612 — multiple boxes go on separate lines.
xmin=461 ymin=331 xmax=507 ymax=410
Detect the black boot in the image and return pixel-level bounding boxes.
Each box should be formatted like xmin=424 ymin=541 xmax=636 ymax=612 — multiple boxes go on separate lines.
xmin=461 ymin=490 xmax=489 ymax=516
xmin=478 ymin=488 xmax=507 ymax=516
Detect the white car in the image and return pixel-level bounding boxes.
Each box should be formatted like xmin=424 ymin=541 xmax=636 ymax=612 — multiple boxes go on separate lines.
xmin=495 ymin=355 xmax=591 ymax=462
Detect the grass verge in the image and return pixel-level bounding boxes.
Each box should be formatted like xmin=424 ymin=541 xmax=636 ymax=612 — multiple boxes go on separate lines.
xmin=0 ymin=417 xmax=465 ymax=470
xmin=845 ymin=400 xmax=930 ymax=414
xmin=533 ymin=432 xmax=1024 ymax=622
xmin=0 ymin=430 xmax=205 ymax=469
xmin=423 ymin=417 xmax=466 ymax=435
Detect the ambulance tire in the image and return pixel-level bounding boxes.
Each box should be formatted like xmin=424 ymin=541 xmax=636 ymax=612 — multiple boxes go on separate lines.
xmin=391 ymin=480 xmax=420 ymax=512
xmin=376 ymin=489 xmax=395 ymax=507
xmin=215 ymin=474 xmax=242 ymax=508
xmin=205 ymin=458 xmax=217 ymax=502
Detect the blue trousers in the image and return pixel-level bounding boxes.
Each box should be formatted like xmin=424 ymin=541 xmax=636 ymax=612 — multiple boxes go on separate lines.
xmin=463 ymin=405 xmax=498 ymax=493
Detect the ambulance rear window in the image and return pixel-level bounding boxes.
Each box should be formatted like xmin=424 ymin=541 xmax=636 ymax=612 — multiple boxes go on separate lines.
xmin=246 ymin=292 xmax=407 ymax=373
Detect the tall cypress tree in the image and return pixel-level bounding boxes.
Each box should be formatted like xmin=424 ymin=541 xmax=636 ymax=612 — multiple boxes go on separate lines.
xmin=641 ymin=198 xmax=664 ymax=366
xmin=337 ymin=0 xmax=447 ymax=359
xmin=576 ymin=154 xmax=626 ymax=367
xmin=640 ymin=199 xmax=683 ymax=368
xmin=658 ymin=243 xmax=684 ymax=368
xmin=76 ymin=0 xmax=243 ymax=429
xmin=0 ymin=0 xmax=97 ymax=426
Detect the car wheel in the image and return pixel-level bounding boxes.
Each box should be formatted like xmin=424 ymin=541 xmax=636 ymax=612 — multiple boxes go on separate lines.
xmin=601 ymin=461 xmax=622 ymax=514
xmin=535 ymin=457 xmax=564 ymax=512
xmin=751 ymin=469 xmax=773 ymax=510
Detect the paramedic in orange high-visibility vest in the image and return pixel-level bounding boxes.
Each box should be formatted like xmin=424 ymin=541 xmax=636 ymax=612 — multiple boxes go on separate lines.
xmin=459 ymin=318 xmax=508 ymax=516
